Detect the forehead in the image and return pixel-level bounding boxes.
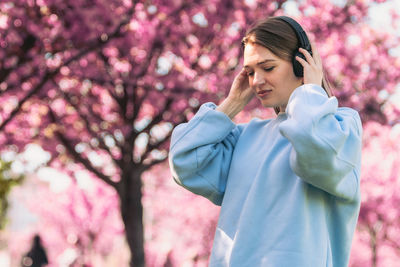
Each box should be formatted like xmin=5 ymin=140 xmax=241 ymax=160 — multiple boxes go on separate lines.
xmin=243 ymin=43 xmax=279 ymax=66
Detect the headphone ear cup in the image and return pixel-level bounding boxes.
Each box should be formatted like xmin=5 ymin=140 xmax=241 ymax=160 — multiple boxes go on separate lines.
xmin=292 ymin=51 xmax=305 ymax=77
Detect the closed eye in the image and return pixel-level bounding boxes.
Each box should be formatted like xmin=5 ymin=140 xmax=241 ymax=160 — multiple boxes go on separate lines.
xmin=246 ymin=67 xmax=274 ymax=76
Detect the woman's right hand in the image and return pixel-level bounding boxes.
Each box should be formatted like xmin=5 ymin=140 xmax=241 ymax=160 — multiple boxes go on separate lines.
xmin=216 ymin=69 xmax=254 ymax=119
xmin=227 ymin=68 xmax=254 ymax=106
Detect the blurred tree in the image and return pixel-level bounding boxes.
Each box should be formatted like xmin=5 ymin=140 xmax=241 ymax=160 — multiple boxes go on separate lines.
xmin=142 ymin=164 xmax=219 ymax=266
xmin=0 ymin=0 xmax=399 ymax=266
xmin=0 ymin=159 xmax=23 ymax=229
xmin=349 ymin=122 xmax=400 ymax=267
xmin=8 ymin=170 xmax=125 ymax=267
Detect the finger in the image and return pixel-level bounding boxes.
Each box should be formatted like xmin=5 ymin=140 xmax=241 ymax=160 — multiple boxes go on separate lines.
xmin=237 ymin=69 xmax=250 ymax=85
xmin=295 ymin=55 xmax=308 ymax=67
xmin=299 ymin=48 xmax=314 ymax=64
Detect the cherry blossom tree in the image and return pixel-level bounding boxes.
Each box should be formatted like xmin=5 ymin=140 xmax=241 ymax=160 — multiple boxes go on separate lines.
xmin=142 ymin=164 xmax=219 ymax=266
xmin=349 ymin=122 xmax=400 ymax=267
xmin=7 ymin=170 xmax=125 ymax=267
xmin=6 ymin=163 xmax=219 ymax=267
xmin=1 ymin=0 xmax=400 ymax=266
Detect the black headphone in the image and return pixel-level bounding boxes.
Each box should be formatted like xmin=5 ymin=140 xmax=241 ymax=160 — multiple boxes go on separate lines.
xmin=276 ymin=16 xmax=312 ymax=77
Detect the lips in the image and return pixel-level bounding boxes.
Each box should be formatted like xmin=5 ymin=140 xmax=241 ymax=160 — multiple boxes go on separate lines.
xmin=257 ymin=89 xmax=272 ymax=98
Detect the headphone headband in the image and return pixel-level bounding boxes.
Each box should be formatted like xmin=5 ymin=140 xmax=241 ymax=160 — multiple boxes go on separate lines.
xmin=276 ymin=16 xmax=311 ymax=52
xmin=275 ymin=16 xmax=311 ymax=77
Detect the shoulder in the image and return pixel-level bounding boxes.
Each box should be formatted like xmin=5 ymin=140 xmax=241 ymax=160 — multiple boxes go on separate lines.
xmin=337 ymin=107 xmax=362 ymax=132
xmin=337 ymin=107 xmax=361 ymax=119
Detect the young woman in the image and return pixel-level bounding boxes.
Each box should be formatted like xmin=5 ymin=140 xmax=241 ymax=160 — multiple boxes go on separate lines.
xmin=169 ymin=16 xmax=362 ymax=267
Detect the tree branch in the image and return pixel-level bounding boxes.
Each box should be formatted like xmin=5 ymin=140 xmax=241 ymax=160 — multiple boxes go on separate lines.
xmin=49 ymin=109 xmax=118 ymax=188
xmin=97 ymin=51 xmax=129 ymax=121
xmin=142 ymin=155 xmax=168 ymax=171
xmin=52 ymin=80 xmax=122 ymax=168
xmin=0 ymin=67 xmax=39 ymax=97
xmin=0 ymin=5 xmax=136 ymax=131
xmin=140 ymin=130 xmax=172 ymax=164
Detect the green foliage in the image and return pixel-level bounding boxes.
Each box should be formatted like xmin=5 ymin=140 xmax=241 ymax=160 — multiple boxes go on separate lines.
xmin=0 ymin=159 xmax=24 ymax=229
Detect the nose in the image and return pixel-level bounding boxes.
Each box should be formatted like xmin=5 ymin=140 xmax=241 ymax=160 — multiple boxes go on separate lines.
xmin=253 ymin=71 xmax=265 ymax=87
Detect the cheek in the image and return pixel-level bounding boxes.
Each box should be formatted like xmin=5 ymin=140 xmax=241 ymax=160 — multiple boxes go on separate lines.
xmin=266 ymin=73 xmax=279 ymax=86
xmin=275 ymin=69 xmax=294 ymax=86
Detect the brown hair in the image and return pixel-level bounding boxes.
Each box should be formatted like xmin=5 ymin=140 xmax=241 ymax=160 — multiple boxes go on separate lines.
xmin=242 ymin=17 xmax=333 ymax=114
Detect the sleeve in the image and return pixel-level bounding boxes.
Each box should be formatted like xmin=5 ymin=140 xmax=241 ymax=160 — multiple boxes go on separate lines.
xmin=279 ymin=84 xmax=362 ymax=201
xmin=168 ymin=102 xmax=242 ymax=205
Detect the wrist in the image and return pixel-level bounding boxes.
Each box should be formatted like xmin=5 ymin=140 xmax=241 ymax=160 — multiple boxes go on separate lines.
xmin=216 ymin=98 xmax=245 ymax=119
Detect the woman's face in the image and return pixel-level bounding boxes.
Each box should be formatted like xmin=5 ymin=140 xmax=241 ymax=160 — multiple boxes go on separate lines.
xmin=243 ymin=43 xmax=302 ymax=111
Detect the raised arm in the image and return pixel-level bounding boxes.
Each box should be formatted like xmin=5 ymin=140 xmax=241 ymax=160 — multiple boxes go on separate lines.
xmin=169 ymin=69 xmax=253 ymax=205
xmin=169 ymin=103 xmax=242 ymax=205
xmin=279 ymin=84 xmax=362 ymax=200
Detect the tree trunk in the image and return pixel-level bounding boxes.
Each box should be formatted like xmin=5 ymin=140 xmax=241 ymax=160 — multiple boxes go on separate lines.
xmin=370 ymin=228 xmax=377 ymax=267
xmin=119 ymin=170 xmax=145 ymax=267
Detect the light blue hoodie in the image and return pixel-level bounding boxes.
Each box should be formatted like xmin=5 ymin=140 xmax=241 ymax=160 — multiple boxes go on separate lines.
xmin=169 ymin=84 xmax=362 ymax=267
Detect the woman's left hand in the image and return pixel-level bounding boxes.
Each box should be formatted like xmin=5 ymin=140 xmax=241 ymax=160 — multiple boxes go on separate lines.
xmin=296 ymin=42 xmax=323 ymax=86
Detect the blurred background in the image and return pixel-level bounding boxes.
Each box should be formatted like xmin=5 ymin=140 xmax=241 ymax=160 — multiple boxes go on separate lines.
xmin=0 ymin=0 xmax=399 ymax=266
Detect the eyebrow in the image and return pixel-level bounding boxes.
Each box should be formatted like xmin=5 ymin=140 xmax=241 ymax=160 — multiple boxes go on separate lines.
xmin=244 ymin=59 xmax=276 ymax=68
